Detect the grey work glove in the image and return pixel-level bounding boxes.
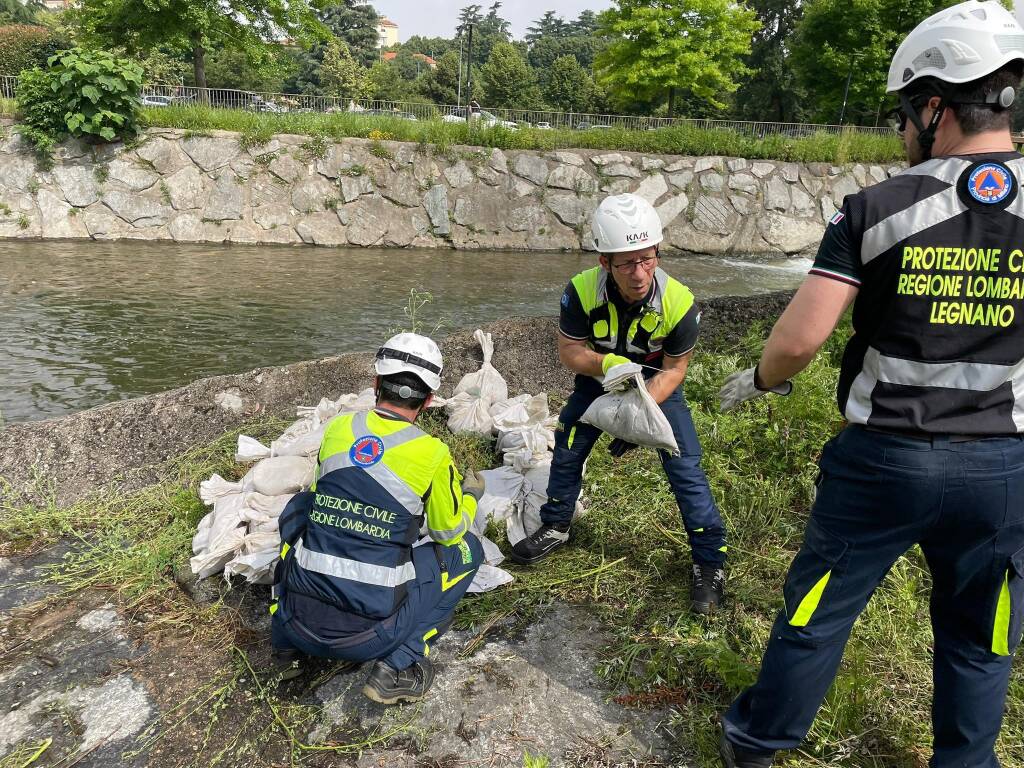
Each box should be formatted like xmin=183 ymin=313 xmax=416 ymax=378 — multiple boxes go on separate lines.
xmin=608 ymin=438 xmax=639 ymax=458
xmin=461 ymin=469 xmax=485 ymax=501
xmin=719 ymin=366 xmax=793 ymax=412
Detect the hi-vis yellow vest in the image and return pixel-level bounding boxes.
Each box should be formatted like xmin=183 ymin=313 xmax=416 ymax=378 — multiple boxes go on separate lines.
xmin=570 ymin=266 xmax=694 ymax=360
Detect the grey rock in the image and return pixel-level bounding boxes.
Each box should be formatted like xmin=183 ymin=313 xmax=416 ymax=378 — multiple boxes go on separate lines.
xmin=444 ymin=160 xmax=475 ymax=188
xmin=180 ymin=136 xmax=239 ymax=172
xmin=163 ymin=165 xmax=207 ymax=210
xmin=136 ymin=137 xmax=190 ymax=175
xmin=668 ymin=171 xmax=694 ymax=189
xmin=347 ymin=197 xmax=398 ymax=247
xmin=475 ymin=165 xmax=501 ymax=186
xmin=214 ymin=390 xmax=245 ymax=414
xmin=551 ymin=151 xmax=585 ymax=166
xmin=83 ymin=206 xmax=128 ymax=240
xmin=423 ymin=185 xmax=450 ymax=235
xmin=601 ymin=162 xmax=641 ymax=179
xmin=887 ymin=165 xmax=904 ymax=178
xmin=67 ymin=675 xmax=152 ymax=752
xmin=664 ymin=158 xmax=693 ymax=173
xmin=799 ymin=167 xmax=824 ymax=196
xmin=781 ymin=163 xmax=800 ymax=183
xmin=204 ymin=173 xmax=245 ymax=221
xmin=295 ymin=212 xmax=347 ymax=246
xmin=546 ymin=195 xmax=593 ymax=227
xmin=727 ymin=158 xmax=749 ymax=172
xmin=699 ymin=172 xmax=725 ymax=193
xmin=547 ymin=164 xmax=597 ymax=193
xmin=852 ymin=163 xmax=868 ymax=187
xmin=107 ymin=158 xmax=159 ymax=191
xmin=452 ymin=197 xmax=472 ymax=227
xmin=730 ymin=193 xmax=759 ymax=215
xmin=227 ymin=220 xmax=263 ymax=244
xmin=340 ymin=173 xmax=374 ymax=203
xmin=728 ymin=172 xmax=758 ymax=195
xmin=656 ymin=192 xmax=689 ymax=227
xmin=868 ymin=165 xmax=887 ymax=184
xmin=694 ymin=156 xmax=724 ymax=173
xmin=830 ymin=173 xmax=861 ymax=203
xmin=759 ymin=211 xmax=824 ymax=254
xmin=641 ymin=156 xmax=666 ymax=171
xmin=691 ymin=196 xmax=737 ymax=235
xmin=168 ymin=213 xmax=203 ymax=242
xmin=249 ymin=175 xmax=289 ymax=208
xmin=379 ymin=170 xmax=421 ymax=207
xmin=269 ymin=152 xmax=306 ymax=183
xmin=513 ymin=154 xmax=549 ymax=186
xmin=507 ymin=203 xmax=548 ymax=232
xmin=820 ymin=195 xmax=838 ymax=222
xmin=38 ymin=189 xmax=89 ymax=239
xmin=314 ymin=145 xmax=357 ymax=179
xmin=791 ymin=185 xmax=816 ymax=218
xmin=601 ymin=178 xmax=633 ymax=194
xmin=53 ymin=165 xmax=101 ymax=207
xmin=488 ymin=148 xmax=508 ymax=174
xmin=384 ymin=213 xmax=418 ymax=247
xmin=751 ymin=161 xmax=776 ymax=178
xmin=805 ymin=162 xmax=830 ymax=177
xmin=291 ymin=176 xmax=338 ymax=213
xmin=102 ymin=189 xmax=169 ymax=227
xmin=634 ymin=173 xmax=668 ymax=205
xmin=508 ymin=176 xmax=534 ymax=197
xmin=0 ymin=155 xmax=35 ymax=192
xmin=253 ymin=204 xmax=291 ymax=230
xmin=76 ymin=606 xmax=120 ymax=630
xmin=765 ymin=175 xmax=791 ymax=212
xmin=52 ymin=138 xmax=90 ymax=162
xmin=591 ymin=152 xmax=631 ymax=167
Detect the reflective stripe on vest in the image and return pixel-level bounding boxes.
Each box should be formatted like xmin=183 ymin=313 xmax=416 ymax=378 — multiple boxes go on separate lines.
xmin=317 ymin=411 xmax=426 ymax=515
xmin=293 ymin=536 xmax=417 ymax=588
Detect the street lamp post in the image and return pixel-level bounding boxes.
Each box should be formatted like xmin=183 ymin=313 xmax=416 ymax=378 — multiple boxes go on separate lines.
xmin=838 ymin=53 xmax=860 ymax=125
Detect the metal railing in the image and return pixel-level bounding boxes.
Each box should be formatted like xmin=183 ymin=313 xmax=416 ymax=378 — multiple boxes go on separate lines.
xmin=0 ymin=74 xmax=895 ymax=136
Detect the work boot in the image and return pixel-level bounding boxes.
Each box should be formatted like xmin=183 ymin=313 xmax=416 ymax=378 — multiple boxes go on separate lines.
xmin=509 ymin=523 xmax=571 ymax=565
xmin=719 ymin=730 xmax=774 ymax=767
xmin=362 ymin=659 xmax=435 ymax=704
xmin=270 ymin=647 xmax=305 ymax=681
xmin=691 ymin=562 xmax=726 ymax=614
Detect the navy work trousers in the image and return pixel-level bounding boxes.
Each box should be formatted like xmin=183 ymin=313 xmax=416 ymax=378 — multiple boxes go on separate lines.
xmin=540 ymin=377 xmax=727 ymax=565
xmin=723 ymin=425 xmax=1024 ymax=767
xmin=272 ymin=532 xmax=482 ymax=671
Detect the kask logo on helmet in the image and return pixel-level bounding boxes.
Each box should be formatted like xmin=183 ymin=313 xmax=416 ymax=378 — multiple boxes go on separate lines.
xmin=626 ymin=231 xmax=649 ymax=243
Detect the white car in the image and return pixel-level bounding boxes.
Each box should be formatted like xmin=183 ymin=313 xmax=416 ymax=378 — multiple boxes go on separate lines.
xmin=535 ymin=121 xmax=552 ymax=130
xmin=139 ymin=95 xmax=173 ymax=107
xmin=441 ymin=110 xmax=517 ymax=130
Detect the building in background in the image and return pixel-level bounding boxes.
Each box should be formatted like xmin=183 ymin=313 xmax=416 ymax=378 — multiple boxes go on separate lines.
xmin=376 ymin=17 xmax=399 ymax=49
xmin=382 ymin=51 xmax=436 ymax=69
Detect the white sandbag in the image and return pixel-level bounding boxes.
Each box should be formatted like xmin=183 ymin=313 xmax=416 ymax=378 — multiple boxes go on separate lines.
xmin=190 ymin=493 xmax=248 ymax=578
xmin=580 ymin=373 xmax=679 ymax=456
xmin=505 ymin=460 xmax=584 ymax=545
xmin=236 ymin=435 xmax=271 ymax=463
xmin=242 ymin=492 xmax=292 ymax=519
xmin=248 ymin=456 xmax=316 ymax=496
xmin=223 ymin=529 xmax=281 ymax=585
xmin=474 ymin=467 xmax=527 ymax=533
xmin=479 ymin=534 xmax=505 ymax=566
xmin=199 ymin=473 xmax=246 ymax=505
xmin=467 ymin=564 xmax=514 ymax=593
xmin=270 ymin=423 xmax=328 ymax=458
xmin=446 ymin=330 xmax=509 ymax=434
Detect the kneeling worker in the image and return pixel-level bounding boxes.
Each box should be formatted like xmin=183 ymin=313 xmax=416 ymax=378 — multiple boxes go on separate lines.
xmin=510 ymin=193 xmax=729 ymax=614
xmin=270 ymin=332 xmax=485 ymax=703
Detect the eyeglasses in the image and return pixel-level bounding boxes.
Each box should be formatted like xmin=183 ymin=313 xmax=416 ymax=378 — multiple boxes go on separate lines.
xmin=885 ymin=95 xmax=932 ymax=135
xmin=611 ymin=255 xmax=659 ymax=273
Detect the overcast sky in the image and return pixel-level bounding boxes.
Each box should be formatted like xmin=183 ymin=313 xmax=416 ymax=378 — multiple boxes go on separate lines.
xmin=372 ymin=0 xmax=615 ymax=41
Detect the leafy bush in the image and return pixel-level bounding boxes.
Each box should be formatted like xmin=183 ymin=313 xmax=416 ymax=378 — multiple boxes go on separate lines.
xmin=0 ymin=24 xmax=58 ymax=77
xmin=16 ymin=48 xmax=143 ymax=152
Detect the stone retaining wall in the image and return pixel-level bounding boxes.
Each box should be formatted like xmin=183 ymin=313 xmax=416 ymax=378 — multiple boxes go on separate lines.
xmin=0 ymin=128 xmax=903 ymax=255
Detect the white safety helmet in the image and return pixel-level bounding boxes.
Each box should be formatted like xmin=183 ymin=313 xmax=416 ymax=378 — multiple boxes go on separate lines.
xmin=887 ymin=0 xmax=1024 ymax=94
xmin=591 ymin=193 xmax=664 ymax=254
xmin=374 ymin=332 xmax=443 ymax=392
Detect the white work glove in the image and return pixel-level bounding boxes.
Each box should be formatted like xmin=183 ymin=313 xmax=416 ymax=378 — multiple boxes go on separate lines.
xmin=461 ymin=469 xmax=485 ymax=502
xmin=719 ymin=366 xmax=793 ymax=412
xmin=602 ymin=361 xmax=644 ymax=391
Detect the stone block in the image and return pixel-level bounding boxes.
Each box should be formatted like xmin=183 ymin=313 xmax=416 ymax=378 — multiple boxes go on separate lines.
xmin=291 ymin=176 xmax=339 ymax=213
xmin=181 ymin=136 xmax=239 ymax=172
xmin=163 ymin=165 xmax=207 ymax=211
xmin=379 ymin=169 xmax=421 ymax=207
xmin=694 ymin=156 xmax=724 ymax=173
xmin=656 ymin=193 xmax=689 ymax=227
xmin=765 ymin=175 xmax=791 ymax=212
xmin=38 ymin=189 xmax=89 ymax=239
xmin=726 ymin=158 xmax=748 ymax=172
xmin=781 ymin=163 xmax=800 ymax=183
xmin=634 ymin=173 xmax=668 ymax=205
xmin=0 ymin=155 xmax=35 ymax=192
xmin=347 ymin=197 xmax=400 ymax=247
xmin=699 ymin=172 xmax=725 ymax=193
xmin=552 ymin=151 xmax=585 ymax=166
xmin=295 ymin=212 xmax=347 ymax=246
xmin=53 ymin=165 xmax=101 ymax=207
xmin=664 ymin=159 xmax=693 ymax=173
xmin=799 ymin=168 xmax=823 ymax=196
xmin=253 ymin=204 xmax=291 ymax=230
xmin=758 ymin=211 xmax=824 ymax=254
xmin=668 ymin=171 xmax=694 ymax=189
xmin=691 ymin=196 xmax=736 ymax=235
xmin=204 ymin=173 xmax=245 ymax=221
xmin=546 ymin=195 xmax=593 ymax=227
xmin=488 ymin=148 xmax=508 ymax=174
xmin=507 ymin=203 xmax=548 ymax=232
xmin=592 ymin=152 xmax=631 ymax=167
xmin=513 ymin=154 xmax=549 ymax=186
xmin=601 ymin=163 xmax=641 ymax=179
xmin=791 ymin=185 xmax=816 ymax=218
xmin=444 ymin=161 xmax=475 ymax=188
xmin=820 ymin=195 xmax=837 ymax=222
xmin=729 ymin=194 xmax=758 ymax=215
xmin=830 ymin=174 xmax=860 ymax=203
xmin=106 ymin=158 xmax=159 ymax=191
xmin=727 ymin=173 xmax=758 ymax=195
xmin=852 ymin=164 xmax=868 ymax=187
xmin=641 ymin=157 xmax=666 ymax=171
xmin=168 ymin=212 xmax=204 ymax=242
xmin=423 ymin=185 xmax=450 ymax=236
xmin=547 ymin=165 xmax=598 ymax=193
xmin=102 ymin=189 xmax=169 ymax=227
xmin=751 ymin=162 xmax=775 ymax=178
xmin=136 ymin=138 xmax=191 ymax=175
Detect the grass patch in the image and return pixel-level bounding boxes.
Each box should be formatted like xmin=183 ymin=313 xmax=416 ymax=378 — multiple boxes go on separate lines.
xmin=2 ymin=325 xmax=1021 ymax=766
xmin=140 ymin=105 xmax=904 ymax=164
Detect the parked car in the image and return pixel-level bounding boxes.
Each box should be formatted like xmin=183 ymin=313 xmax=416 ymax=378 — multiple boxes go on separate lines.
xmin=248 ymin=97 xmax=285 ymax=113
xmin=441 ymin=109 xmax=517 ymax=129
xmin=535 ymin=121 xmax=552 ymax=130
xmin=139 ymin=95 xmax=173 ymax=108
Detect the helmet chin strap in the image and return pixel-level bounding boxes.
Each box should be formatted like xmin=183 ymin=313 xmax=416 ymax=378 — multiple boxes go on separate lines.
xmin=901 ymin=84 xmax=955 ymax=161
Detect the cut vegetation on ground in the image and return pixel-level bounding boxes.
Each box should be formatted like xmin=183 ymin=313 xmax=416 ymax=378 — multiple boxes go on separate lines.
xmin=1 ymin=322 xmax=1021 ymax=767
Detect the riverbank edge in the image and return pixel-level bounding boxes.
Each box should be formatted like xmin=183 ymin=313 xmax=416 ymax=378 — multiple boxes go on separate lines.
xmin=0 ymin=122 xmax=900 ymax=255
xmin=0 ymin=292 xmax=792 ymax=507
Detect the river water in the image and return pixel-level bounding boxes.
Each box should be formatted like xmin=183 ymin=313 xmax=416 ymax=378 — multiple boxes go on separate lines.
xmin=0 ymin=240 xmax=808 ymax=424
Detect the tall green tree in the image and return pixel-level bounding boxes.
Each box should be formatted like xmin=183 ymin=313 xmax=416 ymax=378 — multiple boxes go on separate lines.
xmin=733 ymin=0 xmax=805 ymax=123
xmin=791 ymin=0 xmax=953 ymax=124
xmin=526 ymin=10 xmax=568 ymax=43
xmin=320 ymin=38 xmax=370 ymax=101
xmin=367 ymin=59 xmax=413 ymax=100
xmin=545 ymin=54 xmax=596 ymax=112
xmin=455 ymin=1 xmax=510 ymax=66
xmin=572 ymin=9 xmax=600 ymax=35
xmin=481 ymin=41 xmax=540 ymax=109
xmin=595 ymin=0 xmax=760 ymax=115
xmin=319 ymin=1 xmax=380 ymax=66
xmin=76 ymin=0 xmax=327 ymax=93
xmin=0 ymin=0 xmax=41 ymax=25
xmin=417 ymin=49 xmax=462 ymax=104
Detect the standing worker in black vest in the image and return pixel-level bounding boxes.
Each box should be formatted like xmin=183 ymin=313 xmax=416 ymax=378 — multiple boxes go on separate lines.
xmin=717 ymin=2 xmax=1024 ymax=766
